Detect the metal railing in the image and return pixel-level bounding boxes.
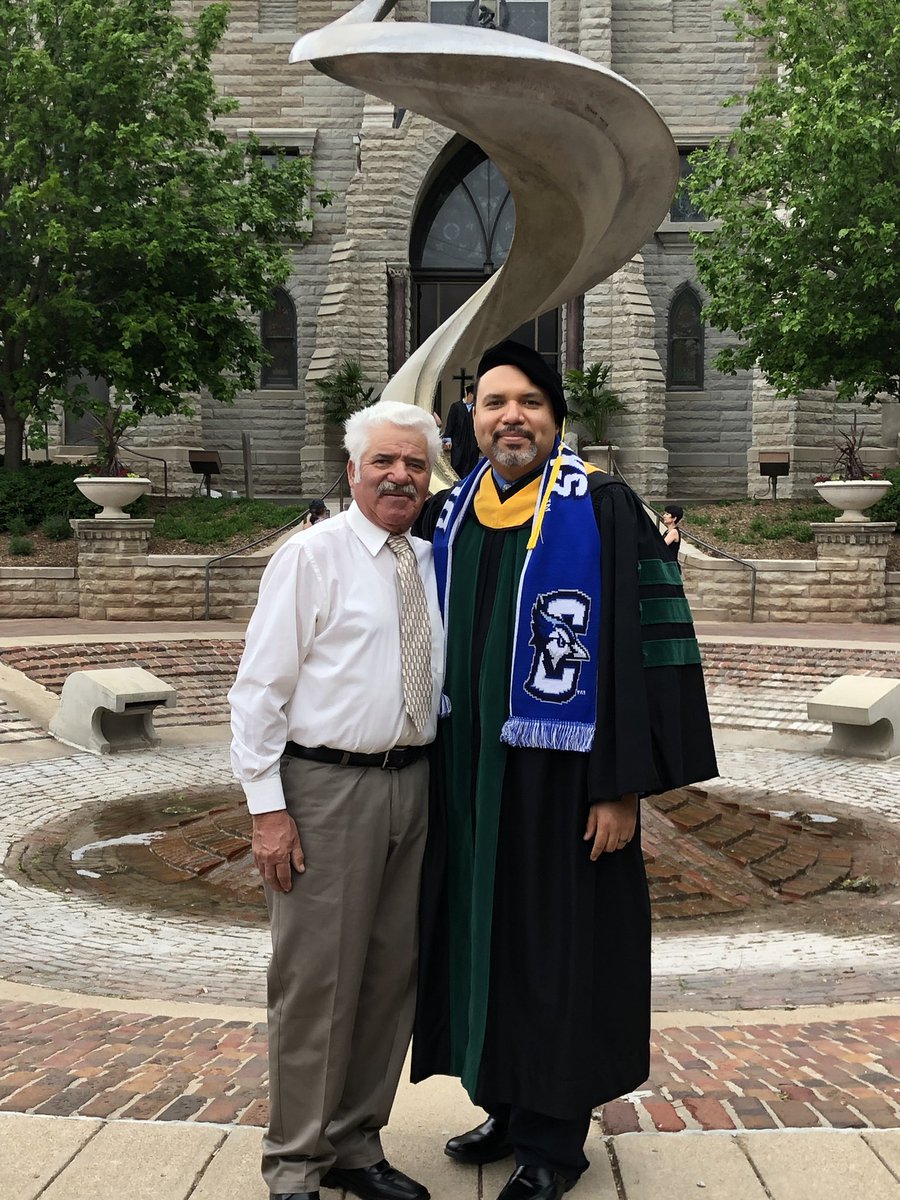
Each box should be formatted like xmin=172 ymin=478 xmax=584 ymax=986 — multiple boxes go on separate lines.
xmin=610 ymin=459 xmax=758 ymax=622
xmin=118 ymin=443 xmax=170 ymax=500
xmin=203 ymin=470 xmax=349 ymax=620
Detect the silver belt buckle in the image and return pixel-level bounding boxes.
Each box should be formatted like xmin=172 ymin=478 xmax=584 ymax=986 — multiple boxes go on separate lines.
xmin=382 ymin=749 xmax=394 ymax=769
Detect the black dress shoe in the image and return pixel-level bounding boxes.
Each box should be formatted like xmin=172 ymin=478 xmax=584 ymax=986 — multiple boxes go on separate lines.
xmin=444 ymin=1116 xmax=513 ymax=1165
xmin=320 ymin=1159 xmax=429 ymax=1200
xmin=271 ymin=1193 xmax=320 ymax=1200
xmin=496 ymin=1166 xmax=576 ymax=1200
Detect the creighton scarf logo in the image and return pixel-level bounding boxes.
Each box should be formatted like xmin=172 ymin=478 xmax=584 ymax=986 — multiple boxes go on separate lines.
xmin=525 ymin=591 xmax=592 ymax=703
xmin=433 ymin=440 xmax=601 ymax=753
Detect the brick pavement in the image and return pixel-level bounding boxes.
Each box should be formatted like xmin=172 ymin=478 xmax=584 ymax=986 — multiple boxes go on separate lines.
xmin=2 ymin=636 xmax=900 ymax=740
xmin=0 ymin=641 xmax=243 ymax=727
xmin=1 ymin=744 xmax=899 ymax=1007
xmin=1 ymin=627 xmax=900 ymax=1151
xmin=11 ymin=782 xmax=887 ymax=926
xmin=1 ymin=999 xmax=898 ymax=1135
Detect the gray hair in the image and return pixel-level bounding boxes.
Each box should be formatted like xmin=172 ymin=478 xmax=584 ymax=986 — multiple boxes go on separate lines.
xmin=344 ymin=400 xmax=442 ymax=469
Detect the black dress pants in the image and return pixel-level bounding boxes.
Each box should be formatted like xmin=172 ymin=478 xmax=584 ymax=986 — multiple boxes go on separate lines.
xmin=490 ymin=1104 xmax=592 ymax=1180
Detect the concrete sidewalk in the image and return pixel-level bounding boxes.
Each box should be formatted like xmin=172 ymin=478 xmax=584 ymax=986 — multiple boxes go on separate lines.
xmin=4 ymin=1110 xmax=900 ymax=1200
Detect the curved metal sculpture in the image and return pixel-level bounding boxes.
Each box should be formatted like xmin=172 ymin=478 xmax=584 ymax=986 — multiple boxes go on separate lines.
xmin=291 ymin=0 xmax=677 ymax=429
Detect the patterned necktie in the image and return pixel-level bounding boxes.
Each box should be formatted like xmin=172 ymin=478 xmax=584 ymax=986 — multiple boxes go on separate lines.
xmin=387 ymin=533 xmax=433 ymax=732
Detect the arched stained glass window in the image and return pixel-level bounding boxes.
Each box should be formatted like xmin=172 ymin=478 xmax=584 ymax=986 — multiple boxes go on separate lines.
xmin=411 ymin=141 xmax=560 ymax=413
xmin=667 ymin=285 xmax=704 ymax=390
xmin=412 ymin=145 xmax=515 ymax=273
xmin=430 ymin=1 xmax=549 ymax=42
xmin=261 ymin=287 xmax=298 ymax=389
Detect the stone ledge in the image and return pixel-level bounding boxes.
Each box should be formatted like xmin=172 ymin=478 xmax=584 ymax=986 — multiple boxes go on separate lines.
xmin=752 ymin=560 xmax=817 ymax=573
xmin=0 ymin=567 xmax=76 ymax=579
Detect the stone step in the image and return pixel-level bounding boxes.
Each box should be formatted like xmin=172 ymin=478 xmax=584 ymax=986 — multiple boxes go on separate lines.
xmin=232 ymin=606 xmax=255 ymax=621
xmin=689 ymin=606 xmax=736 ymax=622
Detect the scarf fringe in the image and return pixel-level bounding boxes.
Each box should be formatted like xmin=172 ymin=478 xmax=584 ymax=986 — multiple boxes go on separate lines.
xmin=501 ymin=717 xmax=596 ymax=753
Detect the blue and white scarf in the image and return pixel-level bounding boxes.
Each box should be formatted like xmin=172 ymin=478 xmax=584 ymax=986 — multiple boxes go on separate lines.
xmin=433 ymin=440 xmax=601 ymax=753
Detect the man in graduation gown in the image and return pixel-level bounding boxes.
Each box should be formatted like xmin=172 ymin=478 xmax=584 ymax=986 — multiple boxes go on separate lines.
xmin=442 ymin=384 xmax=482 ymax=478
xmin=411 ymin=342 xmax=718 ymax=1200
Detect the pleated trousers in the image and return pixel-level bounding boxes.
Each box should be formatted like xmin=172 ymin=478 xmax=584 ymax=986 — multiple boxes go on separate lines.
xmin=262 ymin=754 xmax=429 ymax=1195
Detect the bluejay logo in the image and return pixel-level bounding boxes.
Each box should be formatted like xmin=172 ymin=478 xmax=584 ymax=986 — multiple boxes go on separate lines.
xmin=524 ymin=591 xmax=592 ymax=703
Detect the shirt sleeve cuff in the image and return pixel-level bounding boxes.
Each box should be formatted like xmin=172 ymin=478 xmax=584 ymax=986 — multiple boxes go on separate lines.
xmin=242 ymin=776 xmax=287 ymax=814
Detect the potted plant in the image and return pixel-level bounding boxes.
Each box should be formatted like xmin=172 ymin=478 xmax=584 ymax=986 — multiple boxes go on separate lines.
xmin=563 ymin=362 xmax=625 ymax=471
xmin=813 ymin=415 xmax=891 ymax=522
xmin=316 ymin=359 xmax=378 ymax=429
xmin=74 ymin=403 xmax=151 ymax=519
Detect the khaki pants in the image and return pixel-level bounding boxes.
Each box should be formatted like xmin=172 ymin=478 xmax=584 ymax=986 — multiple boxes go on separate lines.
xmin=262 ymin=754 xmax=429 ymax=1195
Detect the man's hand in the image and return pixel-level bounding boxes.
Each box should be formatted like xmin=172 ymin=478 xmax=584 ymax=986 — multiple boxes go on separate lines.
xmin=583 ymin=794 xmax=638 ymax=860
xmin=252 ymin=810 xmax=305 ymax=893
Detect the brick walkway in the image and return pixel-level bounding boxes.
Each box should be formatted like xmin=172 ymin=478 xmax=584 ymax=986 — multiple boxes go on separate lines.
xmin=602 ymin=1014 xmax=900 ymax=1134
xmin=0 ymin=641 xmax=243 ymax=727
xmin=1 ymin=622 xmax=900 ymax=1150
xmin=2 ymin=636 xmax=900 ymax=739
xmin=1 ymin=1000 xmax=898 ymax=1135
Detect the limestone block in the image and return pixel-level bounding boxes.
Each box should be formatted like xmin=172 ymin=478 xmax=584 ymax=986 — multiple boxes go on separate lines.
xmin=50 ymin=668 xmax=177 ymax=755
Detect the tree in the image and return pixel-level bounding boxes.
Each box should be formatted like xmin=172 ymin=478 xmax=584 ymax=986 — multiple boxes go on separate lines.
xmin=0 ymin=0 xmax=330 ymax=470
xmin=687 ymin=0 xmax=900 ymax=405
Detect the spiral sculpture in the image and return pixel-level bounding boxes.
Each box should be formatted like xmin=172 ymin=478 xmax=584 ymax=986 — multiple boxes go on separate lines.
xmin=291 ymin=1 xmax=678 ymax=424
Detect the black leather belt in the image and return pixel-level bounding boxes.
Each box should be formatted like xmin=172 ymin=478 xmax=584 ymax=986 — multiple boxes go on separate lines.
xmin=284 ymin=741 xmax=426 ymax=770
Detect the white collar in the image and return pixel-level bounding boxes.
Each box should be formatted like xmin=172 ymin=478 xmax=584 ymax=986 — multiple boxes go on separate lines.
xmin=346 ymin=501 xmax=412 ymax=558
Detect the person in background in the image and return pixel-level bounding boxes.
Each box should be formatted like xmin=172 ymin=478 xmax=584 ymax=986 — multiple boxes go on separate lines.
xmin=441 ymin=383 xmax=481 ymax=478
xmin=662 ymin=504 xmax=683 ymax=561
xmin=301 ymin=498 xmax=330 ymax=529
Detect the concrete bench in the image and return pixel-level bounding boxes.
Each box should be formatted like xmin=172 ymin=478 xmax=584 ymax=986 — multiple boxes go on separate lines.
xmin=49 ymin=668 xmax=177 ymax=755
xmin=807 ymin=674 xmax=900 ymax=760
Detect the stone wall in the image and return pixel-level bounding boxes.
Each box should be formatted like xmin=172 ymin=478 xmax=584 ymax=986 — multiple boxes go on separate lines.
xmin=681 ymin=523 xmax=897 ymax=624
xmin=72 ymin=520 xmax=266 ymax=621
xmin=644 ymin=244 xmax=753 ymax=500
xmin=0 ymin=568 xmax=78 ymax=619
xmin=887 ymin=572 xmax=900 ymax=624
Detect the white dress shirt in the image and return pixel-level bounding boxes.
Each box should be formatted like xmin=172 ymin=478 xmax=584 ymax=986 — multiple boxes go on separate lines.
xmin=229 ymin=502 xmax=444 ymax=814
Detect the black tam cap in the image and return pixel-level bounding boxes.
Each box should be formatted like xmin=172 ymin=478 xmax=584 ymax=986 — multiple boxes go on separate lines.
xmin=475 ymin=340 xmax=567 ymax=427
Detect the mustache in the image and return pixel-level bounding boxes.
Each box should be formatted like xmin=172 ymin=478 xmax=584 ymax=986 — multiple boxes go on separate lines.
xmin=377 ymin=481 xmax=418 ymax=499
xmin=493 ymin=426 xmax=535 ymax=443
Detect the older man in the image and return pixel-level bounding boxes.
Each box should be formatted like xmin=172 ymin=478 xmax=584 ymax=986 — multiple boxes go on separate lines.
xmin=229 ymin=401 xmax=444 ymax=1200
xmin=412 ymin=342 xmax=717 ymax=1200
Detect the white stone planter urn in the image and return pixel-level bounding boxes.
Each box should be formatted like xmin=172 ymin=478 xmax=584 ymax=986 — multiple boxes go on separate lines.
xmin=75 ymin=476 xmax=151 ymax=519
xmin=813 ymin=479 xmax=892 ymax=523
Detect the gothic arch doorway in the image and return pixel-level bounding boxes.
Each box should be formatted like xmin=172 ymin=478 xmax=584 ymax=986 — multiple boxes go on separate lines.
xmin=410 ymin=141 xmax=560 ymax=415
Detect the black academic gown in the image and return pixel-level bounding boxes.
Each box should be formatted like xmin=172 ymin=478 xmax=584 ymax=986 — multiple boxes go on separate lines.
xmin=443 ymin=399 xmax=481 ymax=478
xmin=411 ymin=470 xmax=718 ymax=1120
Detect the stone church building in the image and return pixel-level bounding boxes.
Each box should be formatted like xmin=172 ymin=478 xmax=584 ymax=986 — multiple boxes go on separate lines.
xmin=51 ymin=0 xmax=900 ymax=501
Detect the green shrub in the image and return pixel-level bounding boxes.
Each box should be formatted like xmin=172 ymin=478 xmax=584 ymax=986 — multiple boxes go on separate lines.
xmin=7 ymin=515 xmax=29 ymax=536
xmin=0 ymin=461 xmax=150 ymax=528
xmin=41 ymin=514 xmax=74 ymax=541
xmin=9 ymin=535 xmax=33 ymax=556
xmin=0 ymin=462 xmax=96 ymax=531
xmin=152 ymin=497 xmax=303 ymax=546
xmin=869 ymin=467 xmax=900 ymax=524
